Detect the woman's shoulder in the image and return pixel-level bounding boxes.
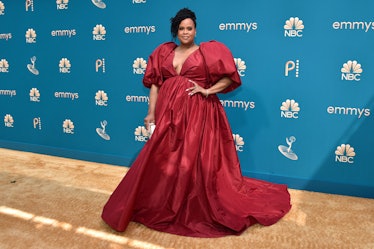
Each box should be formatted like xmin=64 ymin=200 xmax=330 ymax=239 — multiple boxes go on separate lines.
xmin=200 ymin=40 xmax=230 ymax=50
xmin=153 ymin=41 xmax=177 ymax=53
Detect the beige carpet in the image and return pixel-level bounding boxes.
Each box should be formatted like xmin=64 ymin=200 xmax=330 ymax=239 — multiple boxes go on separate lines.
xmin=1 ymin=148 xmax=373 ymax=249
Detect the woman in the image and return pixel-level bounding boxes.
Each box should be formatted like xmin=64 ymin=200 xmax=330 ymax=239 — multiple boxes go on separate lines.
xmin=102 ymin=8 xmax=291 ymax=238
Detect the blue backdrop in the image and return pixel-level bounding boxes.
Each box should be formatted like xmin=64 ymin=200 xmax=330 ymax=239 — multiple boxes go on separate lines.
xmin=1 ymin=0 xmax=373 ymax=198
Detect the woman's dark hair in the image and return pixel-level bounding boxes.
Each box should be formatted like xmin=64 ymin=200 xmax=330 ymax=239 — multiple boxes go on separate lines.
xmin=170 ymin=8 xmax=197 ymax=39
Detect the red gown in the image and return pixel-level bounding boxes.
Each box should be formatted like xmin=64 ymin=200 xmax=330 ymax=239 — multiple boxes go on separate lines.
xmin=101 ymin=41 xmax=291 ymax=238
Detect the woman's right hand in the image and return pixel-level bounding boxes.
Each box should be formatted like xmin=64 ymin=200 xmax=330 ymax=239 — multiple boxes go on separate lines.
xmin=144 ymin=113 xmax=155 ymax=130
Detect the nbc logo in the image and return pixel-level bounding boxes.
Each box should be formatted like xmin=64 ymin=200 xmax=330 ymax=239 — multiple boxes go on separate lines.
xmin=280 ymin=99 xmax=300 ymax=119
xmin=0 ymin=59 xmax=9 ymax=73
xmin=29 ymin=88 xmax=40 ymax=102
xmin=93 ymin=24 xmax=106 ymax=40
xmin=62 ymin=119 xmax=74 ymax=134
xmin=4 ymin=114 xmax=14 ymax=127
xmin=133 ymin=0 xmax=146 ymax=4
xmin=33 ymin=117 xmax=42 ymax=130
xmin=25 ymin=0 xmax=34 ymax=11
xmin=96 ymin=58 xmax=106 ymax=73
xmin=234 ymin=58 xmax=246 ymax=77
xmin=0 ymin=1 xmax=5 ymax=15
xmin=56 ymin=0 xmax=69 ymax=9
xmin=95 ymin=90 xmax=108 ymax=106
xmin=134 ymin=125 xmax=151 ymax=142
xmin=91 ymin=0 xmax=106 ymax=9
xmin=284 ymin=17 xmax=304 ymax=37
xmin=59 ymin=58 xmax=71 ymax=73
xmin=335 ymin=144 xmax=356 ymax=164
xmin=25 ymin=28 xmax=37 ymax=43
xmin=341 ymin=60 xmax=363 ymax=81
xmin=285 ymin=60 xmax=300 ymax=77
xmin=133 ymin=58 xmax=147 ymax=74
xmin=233 ymin=133 xmax=245 ymax=152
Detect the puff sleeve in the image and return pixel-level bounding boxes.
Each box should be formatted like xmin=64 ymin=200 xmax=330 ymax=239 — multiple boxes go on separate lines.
xmin=199 ymin=41 xmax=241 ymax=93
xmin=142 ymin=42 xmax=177 ymax=88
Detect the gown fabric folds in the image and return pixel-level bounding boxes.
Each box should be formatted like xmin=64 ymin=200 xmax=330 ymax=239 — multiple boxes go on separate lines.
xmin=101 ymin=41 xmax=291 ymax=238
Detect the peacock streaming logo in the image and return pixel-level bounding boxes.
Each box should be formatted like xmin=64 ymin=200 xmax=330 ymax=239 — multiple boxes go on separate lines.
xmin=132 ymin=0 xmax=146 ymax=3
xmin=234 ymin=58 xmax=246 ymax=77
xmin=285 ymin=60 xmax=300 ymax=77
xmin=56 ymin=0 xmax=69 ymax=10
xmin=0 ymin=1 xmax=5 ymax=15
xmin=29 ymin=88 xmax=40 ymax=102
xmin=133 ymin=58 xmax=147 ymax=74
xmin=62 ymin=119 xmax=74 ymax=134
xmin=93 ymin=24 xmax=106 ymax=40
xmin=0 ymin=59 xmax=9 ymax=73
xmin=335 ymin=144 xmax=356 ymax=164
xmin=96 ymin=58 xmax=105 ymax=72
xmin=59 ymin=58 xmax=71 ymax=73
xmin=341 ymin=60 xmax=363 ymax=81
xmin=25 ymin=28 xmax=37 ymax=43
xmin=91 ymin=0 xmax=106 ymax=9
xmin=280 ymin=99 xmax=300 ymax=119
xmin=284 ymin=17 xmax=304 ymax=37
xmin=33 ymin=117 xmax=42 ymax=130
xmin=25 ymin=0 xmax=34 ymax=11
xmin=233 ymin=134 xmax=245 ymax=152
xmin=95 ymin=90 xmax=108 ymax=106
xmin=134 ymin=125 xmax=151 ymax=142
xmin=4 ymin=114 xmax=14 ymax=127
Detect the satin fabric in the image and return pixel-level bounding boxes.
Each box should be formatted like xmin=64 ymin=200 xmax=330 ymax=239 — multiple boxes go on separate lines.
xmin=101 ymin=41 xmax=291 ymax=238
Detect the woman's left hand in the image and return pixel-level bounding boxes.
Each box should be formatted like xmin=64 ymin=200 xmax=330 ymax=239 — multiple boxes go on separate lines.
xmin=186 ymin=79 xmax=208 ymax=97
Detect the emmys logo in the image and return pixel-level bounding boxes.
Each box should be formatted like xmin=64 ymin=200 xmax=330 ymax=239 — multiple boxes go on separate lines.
xmin=335 ymin=144 xmax=356 ymax=163
xmin=341 ymin=60 xmax=363 ymax=81
xmin=25 ymin=0 xmax=34 ymax=11
xmin=284 ymin=17 xmax=304 ymax=37
xmin=56 ymin=0 xmax=69 ymax=10
xmin=91 ymin=0 xmax=106 ymax=9
xmin=0 ymin=33 xmax=12 ymax=41
xmin=4 ymin=114 xmax=14 ymax=127
xmin=0 ymin=1 xmax=5 ymax=15
xmin=134 ymin=125 xmax=151 ymax=142
xmin=96 ymin=120 xmax=110 ymax=140
xmin=234 ymin=58 xmax=246 ymax=77
xmin=62 ymin=119 xmax=74 ymax=134
xmin=278 ymin=136 xmax=298 ymax=160
xmin=96 ymin=58 xmax=105 ymax=72
xmin=29 ymin=88 xmax=40 ymax=102
xmin=27 ymin=56 xmax=39 ymax=75
xmin=93 ymin=24 xmax=106 ymax=40
xmin=33 ymin=117 xmax=42 ymax=130
xmin=326 ymin=106 xmax=370 ymax=119
xmin=25 ymin=28 xmax=37 ymax=43
xmin=285 ymin=60 xmax=300 ymax=77
xmin=280 ymin=99 xmax=300 ymax=119
xmin=133 ymin=58 xmax=147 ymax=74
xmin=59 ymin=58 xmax=71 ymax=73
xmin=233 ymin=134 xmax=244 ymax=152
xmin=0 ymin=59 xmax=9 ymax=73
xmin=95 ymin=90 xmax=108 ymax=106
xmin=133 ymin=0 xmax=146 ymax=3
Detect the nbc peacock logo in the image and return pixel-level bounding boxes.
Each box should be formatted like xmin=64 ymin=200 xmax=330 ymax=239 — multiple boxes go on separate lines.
xmin=335 ymin=144 xmax=356 ymax=164
xmin=93 ymin=24 xmax=106 ymax=40
xmin=341 ymin=60 xmax=363 ymax=81
xmin=234 ymin=58 xmax=246 ymax=77
xmin=284 ymin=17 xmax=304 ymax=37
xmin=62 ymin=119 xmax=74 ymax=134
xmin=280 ymin=99 xmax=300 ymax=119
xmin=56 ymin=0 xmax=69 ymax=10
xmin=29 ymin=88 xmax=40 ymax=102
xmin=59 ymin=58 xmax=71 ymax=73
xmin=233 ymin=133 xmax=245 ymax=152
xmin=25 ymin=28 xmax=37 ymax=43
xmin=0 ymin=1 xmax=5 ymax=15
xmin=134 ymin=125 xmax=151 ymax=142
xmin=133 ymin=58 xmax=147 ymax=75
xmin=4 ymin=114 xmax=14 ymax=127
xmin=95 ymin=90 xmax=108 ymax=106
xmin=0 ymin=59 xmax=9 ymax=73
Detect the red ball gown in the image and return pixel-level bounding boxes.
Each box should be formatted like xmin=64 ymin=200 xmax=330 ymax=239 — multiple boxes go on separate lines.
xmin=101 ymin=41 xmax=291 ymax=238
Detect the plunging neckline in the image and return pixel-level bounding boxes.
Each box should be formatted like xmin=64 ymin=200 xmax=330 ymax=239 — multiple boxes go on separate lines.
xmin=172 ymin=47 xmax=200 ymax=75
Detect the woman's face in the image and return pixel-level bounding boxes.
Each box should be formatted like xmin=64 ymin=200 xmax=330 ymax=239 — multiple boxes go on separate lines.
xmin=177 ymin=18 xmax=196 ymax=46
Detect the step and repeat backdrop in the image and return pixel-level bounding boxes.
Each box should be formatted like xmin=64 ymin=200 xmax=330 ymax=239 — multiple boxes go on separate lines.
xmin=1 ymin=0 xmax=373 ymax=197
